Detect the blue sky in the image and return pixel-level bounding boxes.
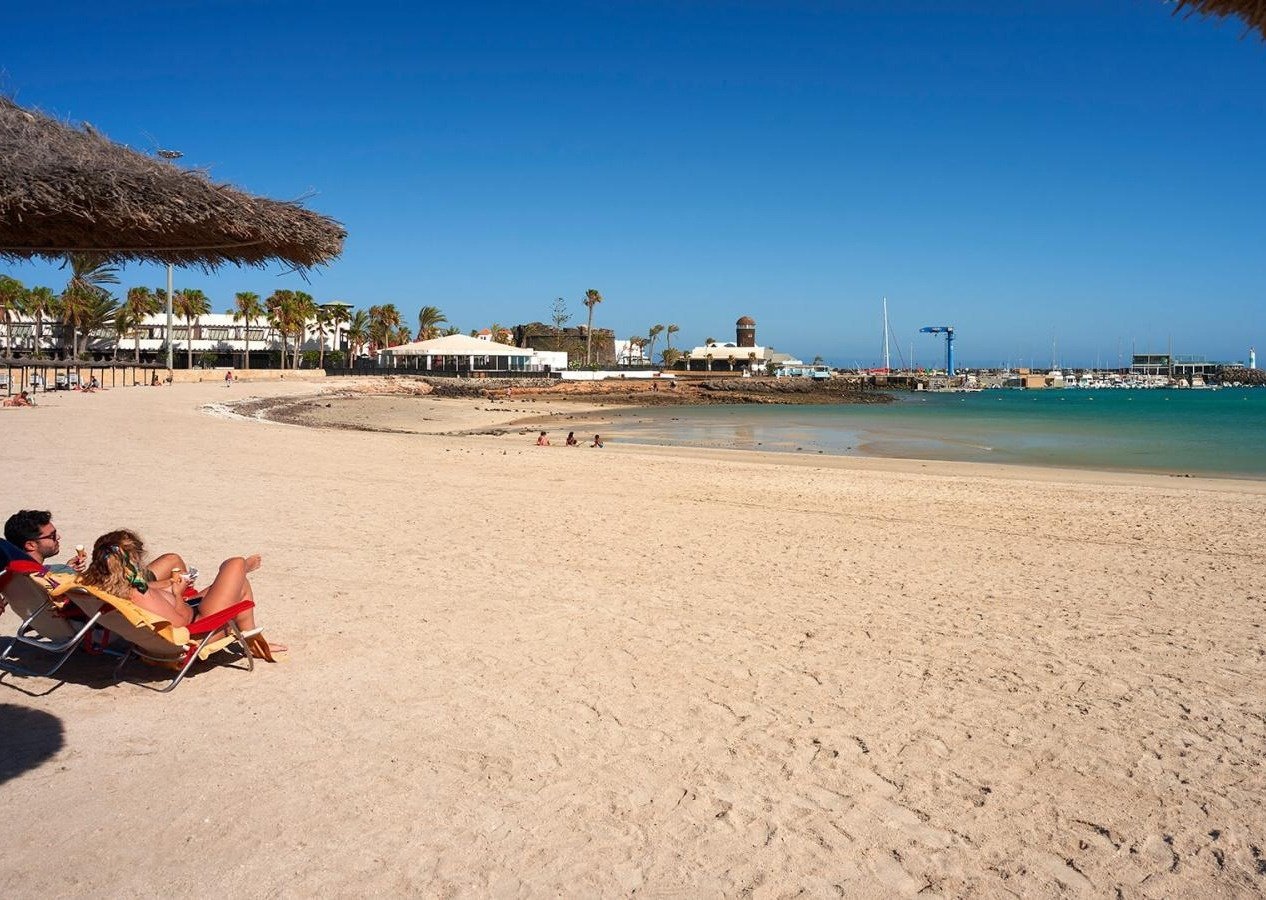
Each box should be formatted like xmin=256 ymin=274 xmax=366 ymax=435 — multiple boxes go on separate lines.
xmin=4 ymin=1 xmax=1264 ymax=368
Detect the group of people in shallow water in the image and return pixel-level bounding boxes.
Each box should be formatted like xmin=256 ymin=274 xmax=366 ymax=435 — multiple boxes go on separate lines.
xmin=537 ymin=431 xmax=603 ymax=448
xmin=2 ymin=509 xmax=283 ymax=661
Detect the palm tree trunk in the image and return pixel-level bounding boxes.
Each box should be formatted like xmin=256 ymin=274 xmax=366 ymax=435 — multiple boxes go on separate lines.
xmin=186 ymin=318 xmax=194 ymax=369
xmin=135 ymin=332 xmax=141 ymax=363
xmin=585 ymin=307 xmax=595 ymax=366
xmin=243 ymin=319 xmax=251 ymax=370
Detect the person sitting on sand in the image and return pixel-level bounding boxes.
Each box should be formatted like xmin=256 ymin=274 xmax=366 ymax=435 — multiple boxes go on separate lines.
xmin=3 ymin=391 xmax=33 ymax=407
xmin=150 ymin=373 xmax=161 ymax=387
xmin=536 ymin=431 xmax=550 ymax=446
xmin=5 ymin=508 xmax=192 ymax=585
xmin=591 ymin=434 xmax=604 ymax=448
xmin=4 ymin=509 xmax=85 ymax=575
xmin=88 ymin=375 xmax=99 ymax=390
xmin=565 ymin=431 xmax=578 ymax=446
xmin=80 ymin=529 xmax=283 ymax=661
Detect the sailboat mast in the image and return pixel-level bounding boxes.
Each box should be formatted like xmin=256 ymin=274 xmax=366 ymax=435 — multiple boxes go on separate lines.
xmin=882 ymin=297 xmax=890 ymax=372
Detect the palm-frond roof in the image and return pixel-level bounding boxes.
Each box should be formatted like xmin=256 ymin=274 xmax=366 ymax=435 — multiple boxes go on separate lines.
xmin=0 ymin=97 xmax=345 ymax=271
xmin=1173 ymin=1 xmax=1266 ymax=39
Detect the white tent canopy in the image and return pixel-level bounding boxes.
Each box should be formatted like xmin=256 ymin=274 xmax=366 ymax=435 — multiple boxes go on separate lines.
xmin=378 ymin=333 xmax=561 ymax=373
xmin=384 ymin=334 xmax=531 ymax=357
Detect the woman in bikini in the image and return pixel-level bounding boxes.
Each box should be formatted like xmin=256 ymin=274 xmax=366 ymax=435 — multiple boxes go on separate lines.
xmin=80 ymin=529 xmax=283 ymax=660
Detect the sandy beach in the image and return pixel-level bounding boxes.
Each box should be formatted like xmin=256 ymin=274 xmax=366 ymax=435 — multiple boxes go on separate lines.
xmin=2 ymin=378 xmax=1264 ymax=897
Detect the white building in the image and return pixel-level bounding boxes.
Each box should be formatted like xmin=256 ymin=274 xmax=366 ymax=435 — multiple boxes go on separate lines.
xmin=0 ymin=311 xmax=348 ymax=366
xmin=682 ymin=342 xmax=771 ymax=373
xmin=378 ymin=333 xmax=566 ymax=373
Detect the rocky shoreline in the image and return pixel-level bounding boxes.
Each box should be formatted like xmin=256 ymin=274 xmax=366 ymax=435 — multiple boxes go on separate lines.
xmin=402 ymin=374 xmax=896 ymax=406
xmin=219 ymin=375 xmax=895 ymax=435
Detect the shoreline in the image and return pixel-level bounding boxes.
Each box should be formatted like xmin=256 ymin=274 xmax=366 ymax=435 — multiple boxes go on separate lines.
xmin=227 ymin=381 xmax=1266 ymax=491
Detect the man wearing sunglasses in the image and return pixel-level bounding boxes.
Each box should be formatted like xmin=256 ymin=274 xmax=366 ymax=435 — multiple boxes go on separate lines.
xmin=3 ymin=509 xmax=88 ymax=575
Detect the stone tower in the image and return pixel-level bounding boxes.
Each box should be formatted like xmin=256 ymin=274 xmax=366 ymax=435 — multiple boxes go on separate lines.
xmin=736 ymin=316 xmax=756 ymax=348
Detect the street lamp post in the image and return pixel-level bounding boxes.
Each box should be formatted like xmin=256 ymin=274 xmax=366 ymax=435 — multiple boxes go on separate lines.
xmin=165 ymin=263 xmax=174 ymax=371
xmin=155 ymin=146 xmax=183 ymax=373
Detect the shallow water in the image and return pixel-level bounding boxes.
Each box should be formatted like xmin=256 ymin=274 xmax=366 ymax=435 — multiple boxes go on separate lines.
xmin=602 ymin=388 xmax=1266 ymax=478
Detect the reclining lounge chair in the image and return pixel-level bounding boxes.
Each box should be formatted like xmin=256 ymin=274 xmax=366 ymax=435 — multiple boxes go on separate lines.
xmin=0 ymin=539 xmax=108 ymax=677
xmin=52 ymin=581 xmax=257 ymax=693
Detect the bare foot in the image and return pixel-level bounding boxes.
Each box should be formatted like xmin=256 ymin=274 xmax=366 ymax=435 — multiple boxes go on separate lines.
xmin=244 ymin=554 xmax=262 ymax=574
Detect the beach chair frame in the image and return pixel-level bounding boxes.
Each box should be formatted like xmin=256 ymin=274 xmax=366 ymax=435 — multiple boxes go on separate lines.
xmin=114 ymin=602 xmax=255 ymax=693
xmin=58 ymin=584 xmax=256 ymax=693
xmin=0 ymin=561 xmax=110 ymax=679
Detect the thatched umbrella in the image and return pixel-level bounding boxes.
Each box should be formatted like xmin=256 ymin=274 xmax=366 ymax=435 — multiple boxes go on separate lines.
xmin=0 ymin=97 xmax=345 ymax=270
xmin=1173 ymin=1 xmax=1266 ymax=40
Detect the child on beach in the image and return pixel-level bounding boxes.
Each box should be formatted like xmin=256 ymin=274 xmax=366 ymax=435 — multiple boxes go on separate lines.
xmin=565 ymin=431 xmax=578 ymax=446
xmin=536 ymin=431 xmax=550 ymax=446
xmin=591 ymin=434 xmax=603 ymax=448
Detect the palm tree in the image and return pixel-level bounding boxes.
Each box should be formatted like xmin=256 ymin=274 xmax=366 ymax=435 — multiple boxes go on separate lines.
xmin=291 ymin=292 xmax=317 ymax=368
xmin=646 ymin=324 xmax=664 ymax=364
xmin=393 ymin=325 xmax=412 ymax=346
xmin=583 ymin=288 xmax=603 ymax=366
xmin=367 ymin=304 xmax=402 ymax=352
xmin=326 ymin=303 xmax=351 ymax=360
xmin=442 ymin=325 xmax=461 ymax=337
xmin=173 ymin=288 xmax=211 ymax=369
xmin=626 ymin=335 xmax=645 ymax=365
xmin=345 ymin=309 xmax=369 ymax=362
xmin=111 ymin=303 xmax=137 ymax=362
xmin=417 ymin=305 xmax=448 ymax=341
xmin=0 ymin=275 xmax=24 ymax=357
xmin=666 ymin=323 xmax=679 ymax=352
xmin=314 ymin=305 xmax=337 ymax=368
xmin=25 ymin=286 xmax=56 ymax=357
xmin=79 ymin=291 xmax=119 ymax=359
xmin=123 ymin=287 xmax=161 ymax=363
xmin=232 ymin=291 xmax=264 ymax=369
xmin=61 ymin=253 xmax=119 ymax=359
xmin=265 ymin=289 xmax=295 ymax=368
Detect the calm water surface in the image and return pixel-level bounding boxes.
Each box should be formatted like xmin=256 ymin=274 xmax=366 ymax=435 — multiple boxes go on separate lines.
xmin=602 ymin=389 xmax=1266 ymax=478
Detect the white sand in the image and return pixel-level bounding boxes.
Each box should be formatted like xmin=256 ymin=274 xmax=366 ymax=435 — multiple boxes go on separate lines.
xmin=1 ymin=379 xmax=1264 ymax=896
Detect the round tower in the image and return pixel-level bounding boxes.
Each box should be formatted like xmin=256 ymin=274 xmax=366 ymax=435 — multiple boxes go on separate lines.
xmin=736 ymin=315 xmax=756 ymax=348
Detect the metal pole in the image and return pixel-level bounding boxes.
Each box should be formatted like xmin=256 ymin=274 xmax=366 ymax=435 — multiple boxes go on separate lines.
xmin=165 ymin=264 xmax=174 ymax=371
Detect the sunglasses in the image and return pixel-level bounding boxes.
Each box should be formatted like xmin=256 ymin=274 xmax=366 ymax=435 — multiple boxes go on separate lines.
xmin=37 ymin=530 xmax=59 ymax=542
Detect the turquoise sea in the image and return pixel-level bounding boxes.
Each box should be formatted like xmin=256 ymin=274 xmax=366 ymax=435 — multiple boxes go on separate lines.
xmin=602 ymin=389 xmax=1266 ymax=479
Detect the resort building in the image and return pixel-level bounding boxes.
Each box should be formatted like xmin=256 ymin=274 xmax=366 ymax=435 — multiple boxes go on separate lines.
xmin=681 ymin=315 xmax=773 ymax=373
xmin=377 ymin=333 xmax=567 ymax=373
xmin=0 ymin=311 xmax=348 ymax=367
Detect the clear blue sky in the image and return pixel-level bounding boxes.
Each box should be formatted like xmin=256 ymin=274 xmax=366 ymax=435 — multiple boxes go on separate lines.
xmin=4 ymin=1 xmax=1264 ymax=368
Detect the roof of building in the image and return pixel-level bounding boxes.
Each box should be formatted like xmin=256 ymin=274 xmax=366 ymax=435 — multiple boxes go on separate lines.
xmin=687 ymin=344 xmax=768 ymax=361
xmin=736 ymin=316 xmax=756 ymax=326
xmin=383 ymin=334 xmax=533 ymax=357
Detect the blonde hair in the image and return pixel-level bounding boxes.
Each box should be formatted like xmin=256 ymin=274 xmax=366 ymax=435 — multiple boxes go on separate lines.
xmin=82 ymin=529 xmax=146 ymax=597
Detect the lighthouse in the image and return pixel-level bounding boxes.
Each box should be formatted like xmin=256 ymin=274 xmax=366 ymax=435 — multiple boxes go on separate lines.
xmin=1251 ymin=347 xmax=1257 ymax=370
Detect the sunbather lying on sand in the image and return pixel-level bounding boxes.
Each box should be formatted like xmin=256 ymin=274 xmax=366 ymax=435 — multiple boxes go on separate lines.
xmin=81 ymin=529 xmax=284 ymax=660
